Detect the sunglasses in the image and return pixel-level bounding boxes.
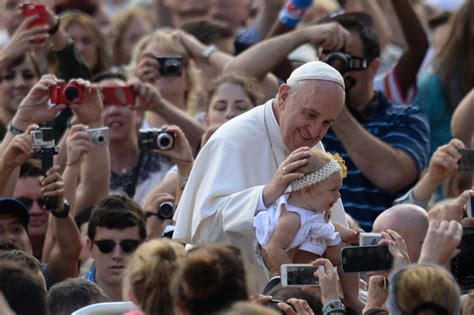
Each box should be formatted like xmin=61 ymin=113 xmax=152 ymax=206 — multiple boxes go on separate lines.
xmin=17 ymin=197 xmax=46 ymax=210
xmin=93 ymin=239 xmax=142 ymax=254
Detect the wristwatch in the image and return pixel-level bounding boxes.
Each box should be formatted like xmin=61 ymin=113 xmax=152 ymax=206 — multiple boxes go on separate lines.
xmin=202 ymin=45 xmax=218 ymax=64
xmin=7 ymin=122 xmax=25 ymax=135
xmin=322 ymin=299 xmax=346 ymax=315
xmin=50 ymin=199 xmax=70 ymax=219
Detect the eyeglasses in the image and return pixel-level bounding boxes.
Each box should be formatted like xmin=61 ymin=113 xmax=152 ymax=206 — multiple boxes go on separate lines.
xmin=93 ymin=239 xmax=142 ymax=254
xmin=17 ymin=197 xmax=46 ymax=210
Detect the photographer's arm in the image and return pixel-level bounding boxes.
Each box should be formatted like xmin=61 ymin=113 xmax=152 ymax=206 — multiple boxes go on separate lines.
xmin=70 ymin=84 xmax=110 ymax=213
xmin=451 ymin=89 xmax=474 ymax=147
xmin=225 ymin=22 xmax=350 ymax=83
xmin=41 ymin=166 xmax=81 ymax=281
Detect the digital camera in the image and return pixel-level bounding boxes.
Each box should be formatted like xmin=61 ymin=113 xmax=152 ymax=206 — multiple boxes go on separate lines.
xmin=50 ymin=82 xmax=83 ymax=105
xmin=322 ymin=50 xmax=368 ymax=75
xmin=154 ymin=56 xmax=183 ymax=77
xmin=138 ymin=129 xmax=175 ymax=150
xmin=30 ymin=127 xmax=55 ymax=149
xmin=86 ymin=127 xmax=109 ymax=147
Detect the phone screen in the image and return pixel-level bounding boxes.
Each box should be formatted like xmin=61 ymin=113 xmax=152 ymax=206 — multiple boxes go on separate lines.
xmin=459 ymin=149 xmax=474 ymax=171
xmin=342 ymin=245 xmax=392 ymax=273
xmin=451 ymin=227 xmax=474 ymax=292
xmin=282 ymin=265 xmax=319 ymax=286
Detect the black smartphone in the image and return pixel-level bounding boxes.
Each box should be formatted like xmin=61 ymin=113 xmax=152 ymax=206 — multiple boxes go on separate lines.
xmin=451 ymin=227 xmax=474 ymax=293
xmin=459 ymin=149 xmax=474 ymax=171
xmin=341 ymin=245 xmax=392 ymax=273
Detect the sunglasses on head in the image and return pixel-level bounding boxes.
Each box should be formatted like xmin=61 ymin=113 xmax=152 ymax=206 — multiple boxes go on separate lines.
xmin=93 ymin=239 xmax=142 ymax=254
xmin=17 ymin=197 xmax=46 ymax=210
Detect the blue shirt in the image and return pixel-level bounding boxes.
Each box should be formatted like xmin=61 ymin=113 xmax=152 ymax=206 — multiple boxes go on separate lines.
xmin=323 ymin=92 xmax=430 ymax=231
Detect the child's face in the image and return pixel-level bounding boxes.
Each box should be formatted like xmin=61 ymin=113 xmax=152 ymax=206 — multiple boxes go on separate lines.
xmin=304 ymin=171 xmax=342 ymax=211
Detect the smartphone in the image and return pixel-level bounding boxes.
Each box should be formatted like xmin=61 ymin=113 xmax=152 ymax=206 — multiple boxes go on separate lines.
xmin=21 ymin=2 xmax=47 ymax=43
xmin=101 ymin=86 xmax=135 ymax=106
xmin=341 ymin=245 xmax=392 ymax=273
xmin=359 ymin=232 xmax=383 ymax=246
xmin=451 ymin=227 xmax=474 ymax=293
xmin=280 ymin=264 xmax=320 ymax=287
xmin=459 ymin=149 xmax=474 ymax=171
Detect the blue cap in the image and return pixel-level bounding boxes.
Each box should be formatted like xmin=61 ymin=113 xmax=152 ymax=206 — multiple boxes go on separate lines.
xmin=0 ymin=198 xmax=30 ymax=230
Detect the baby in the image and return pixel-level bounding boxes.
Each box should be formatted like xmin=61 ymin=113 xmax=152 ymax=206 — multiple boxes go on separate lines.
xmin=254 ymin=148 xmax=363 ymax=311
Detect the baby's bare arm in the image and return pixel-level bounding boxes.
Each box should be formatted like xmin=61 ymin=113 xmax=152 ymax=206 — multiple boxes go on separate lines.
xmin=265 ymin=209 xmax=300 ymax=272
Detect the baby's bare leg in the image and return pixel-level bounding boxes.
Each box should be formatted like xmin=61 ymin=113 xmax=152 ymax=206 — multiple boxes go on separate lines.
xmin=325 ymin=242 xmax=365 ymax=314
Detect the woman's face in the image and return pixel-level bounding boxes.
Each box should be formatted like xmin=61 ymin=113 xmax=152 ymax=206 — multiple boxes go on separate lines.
xmin=120 ymin=17 xmax=151 ymax=65
xmin=66 ymin=22 xmax=99 ymax=71
xmin=0 ymin=58 xmax=38 ymax=117
xmin=205 ymin=82 xmax=254 ymax=126
xmin=141 ymin=42 xmax=188 ymax=107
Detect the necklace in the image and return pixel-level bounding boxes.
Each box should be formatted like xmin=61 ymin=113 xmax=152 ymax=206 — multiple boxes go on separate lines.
xmin=263 ymin=103 xmax=279 ymax=169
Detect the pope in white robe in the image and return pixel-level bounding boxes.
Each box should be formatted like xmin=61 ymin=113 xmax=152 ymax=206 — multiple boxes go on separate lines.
xmin=173 ymin=61 xmax=348 ymax=292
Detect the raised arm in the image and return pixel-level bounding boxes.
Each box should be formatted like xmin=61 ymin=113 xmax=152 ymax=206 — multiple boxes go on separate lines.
xmin=40 ymin=165 xmax=82 ymax=281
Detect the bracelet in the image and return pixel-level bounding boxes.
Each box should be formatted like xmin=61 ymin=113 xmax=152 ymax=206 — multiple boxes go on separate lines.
xmin=322 ymin=299 xmax=346 ymax=315
xmin=202 ymin=45 xmax=218 ymax=64
xmin=48 ymin=16 xmax=60 ymax=35
xmin=7 ymin=122 xmax=25 ymax=135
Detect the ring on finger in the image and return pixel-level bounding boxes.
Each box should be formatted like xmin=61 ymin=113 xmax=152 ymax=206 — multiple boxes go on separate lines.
xmin=282 ymin=166 xmax=288 ymax=174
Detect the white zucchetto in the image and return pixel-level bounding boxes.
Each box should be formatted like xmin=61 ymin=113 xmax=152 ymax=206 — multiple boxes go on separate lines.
xmin=287 ymin=61 xmax=345 ymax=90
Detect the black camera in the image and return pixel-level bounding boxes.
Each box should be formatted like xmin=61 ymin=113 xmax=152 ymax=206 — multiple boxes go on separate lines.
xmin=29 ymin=127 xmax=59 ymax=210
xmin=157 ymin=201 xmax=174 ymax=220
xmin=154 ymin=56 xmax=183 ymax=77
xmin=138 ymin=128 xmax=175 ymax=150
xmin=322 ymin=50 xmax=368 ymax=75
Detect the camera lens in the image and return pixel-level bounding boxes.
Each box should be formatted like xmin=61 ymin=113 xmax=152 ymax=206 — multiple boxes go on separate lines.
xmin=323 ymin=52 xmax=349 ymax=75
xmin=158 ymin=201 xmax=174 ymax=219
xmin=40 ymin=127 xmax=54 ymax=141
xmin=163 ymin=59 xmax=182 ymax=76
xmin=64 ymin=85 xmax=80 ymax=102
xmin=157 ymin=132 xmax=173 ymax=150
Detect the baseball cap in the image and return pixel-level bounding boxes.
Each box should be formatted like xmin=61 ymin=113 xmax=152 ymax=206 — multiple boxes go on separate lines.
xmin=0 ymin=198 xmax=30 ymax=230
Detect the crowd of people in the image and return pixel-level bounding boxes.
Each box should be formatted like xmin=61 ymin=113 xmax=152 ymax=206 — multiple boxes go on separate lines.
xmin=0 ymin=0 xmax=473 ymax=314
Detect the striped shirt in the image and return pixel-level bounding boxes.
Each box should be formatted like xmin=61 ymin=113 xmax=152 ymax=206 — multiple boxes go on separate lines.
xmin=323 ymin=92 xmax=430 ymax=231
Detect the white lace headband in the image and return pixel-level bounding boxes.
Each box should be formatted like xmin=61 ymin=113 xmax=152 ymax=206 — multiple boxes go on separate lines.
xmin=290 ymin=159 xmax=341 ymax=192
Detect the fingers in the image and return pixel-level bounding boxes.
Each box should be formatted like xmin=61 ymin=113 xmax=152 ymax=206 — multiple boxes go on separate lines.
xmin=287 ymin=298 xmax=314 ymax=315
xmin=136 ymin=54 xmax=160 ymax=83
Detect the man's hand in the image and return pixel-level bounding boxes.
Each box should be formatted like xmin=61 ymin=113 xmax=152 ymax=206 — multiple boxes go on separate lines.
xmin=69 ymin=79 xmax=103 ymax=125
xmin=379 ymin=230 xmax=410 ymax=273
xmin=65 ymin=124 xmax=92 ymax=167
xmin=429 ymin=190 xmax=473 ymax=223
xmin=13 ymin=75 xmax=65 ymax=129
xmin=263 ymin=147 xmax=309 ymax=207
xmin=40 ymin=165 xmax=65 ymax=211
xmin=363 ymin=275 xmax=388 ymax=311
xmin=1 ymin=124 xmax=38 ymax=168
xmin=425 ymin=138 xmax=464 ymax=183
xmin=303 ymin=22 xmax=351 ymax=51
xmin=1 ymin=14 xmax=49 ymax=64
xmin=154 ymin=125 xmax=193 ymax=168
xmin=418 ymin=219 xmax=463 ymax=267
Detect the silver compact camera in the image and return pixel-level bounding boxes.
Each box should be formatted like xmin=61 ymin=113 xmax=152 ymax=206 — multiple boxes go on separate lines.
xmin=30 ymin=127 xmax=55 ymax=148
xmin=138 ymin=128 xmax=174 ymax=150
xmin=87 ymin=127 xmax=109 ymax=147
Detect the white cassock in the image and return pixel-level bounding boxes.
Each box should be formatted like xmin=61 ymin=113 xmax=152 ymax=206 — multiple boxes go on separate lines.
xmin=173 ymin=99 xmax=348 ymax=292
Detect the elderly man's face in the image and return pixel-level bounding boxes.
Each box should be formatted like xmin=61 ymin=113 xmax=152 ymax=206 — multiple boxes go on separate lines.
xmin=277 ymin=80 xmax=344 ymax=152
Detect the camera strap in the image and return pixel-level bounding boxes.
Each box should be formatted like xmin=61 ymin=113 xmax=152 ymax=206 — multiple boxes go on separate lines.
xmin=124 ymin=151 xmax=146 ymax=198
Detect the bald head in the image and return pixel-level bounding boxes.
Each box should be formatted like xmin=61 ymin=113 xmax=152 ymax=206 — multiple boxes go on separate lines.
xmin=373 ymin=204 xmax=428 ymax=262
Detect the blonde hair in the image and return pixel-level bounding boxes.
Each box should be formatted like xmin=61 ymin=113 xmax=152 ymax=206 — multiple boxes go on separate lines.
xmin=391 ymin=265 xmax=461 ymax=315
xmin=110 ymin=8 xmax=154 ymax=65
xmin=126 ymin=239 xmax=185 ymax=315
xmin=127 ymin=28 xmax=202 ymax=114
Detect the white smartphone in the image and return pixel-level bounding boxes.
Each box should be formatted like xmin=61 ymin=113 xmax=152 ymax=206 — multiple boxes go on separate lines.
xmin=359 ymin=232 xmax=383 ymax=246
xmin=467 ymin=195 xmax=473 ymax=218
xmin=280 ymin=264 xmax=321 ymax=287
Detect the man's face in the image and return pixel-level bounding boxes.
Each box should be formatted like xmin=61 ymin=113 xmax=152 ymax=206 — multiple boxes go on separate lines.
xmin=277 ymin=81 xmax=344 ymax=152
xmin=0 ymin=214 xmax=32 ymax=254
xmin=342 ymin=31 xmax=374 ymax=107
xmin=14 ymin=177 xmax=49 ymax=239
xmin=88 ymin=226 xmax=142 ymax=287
